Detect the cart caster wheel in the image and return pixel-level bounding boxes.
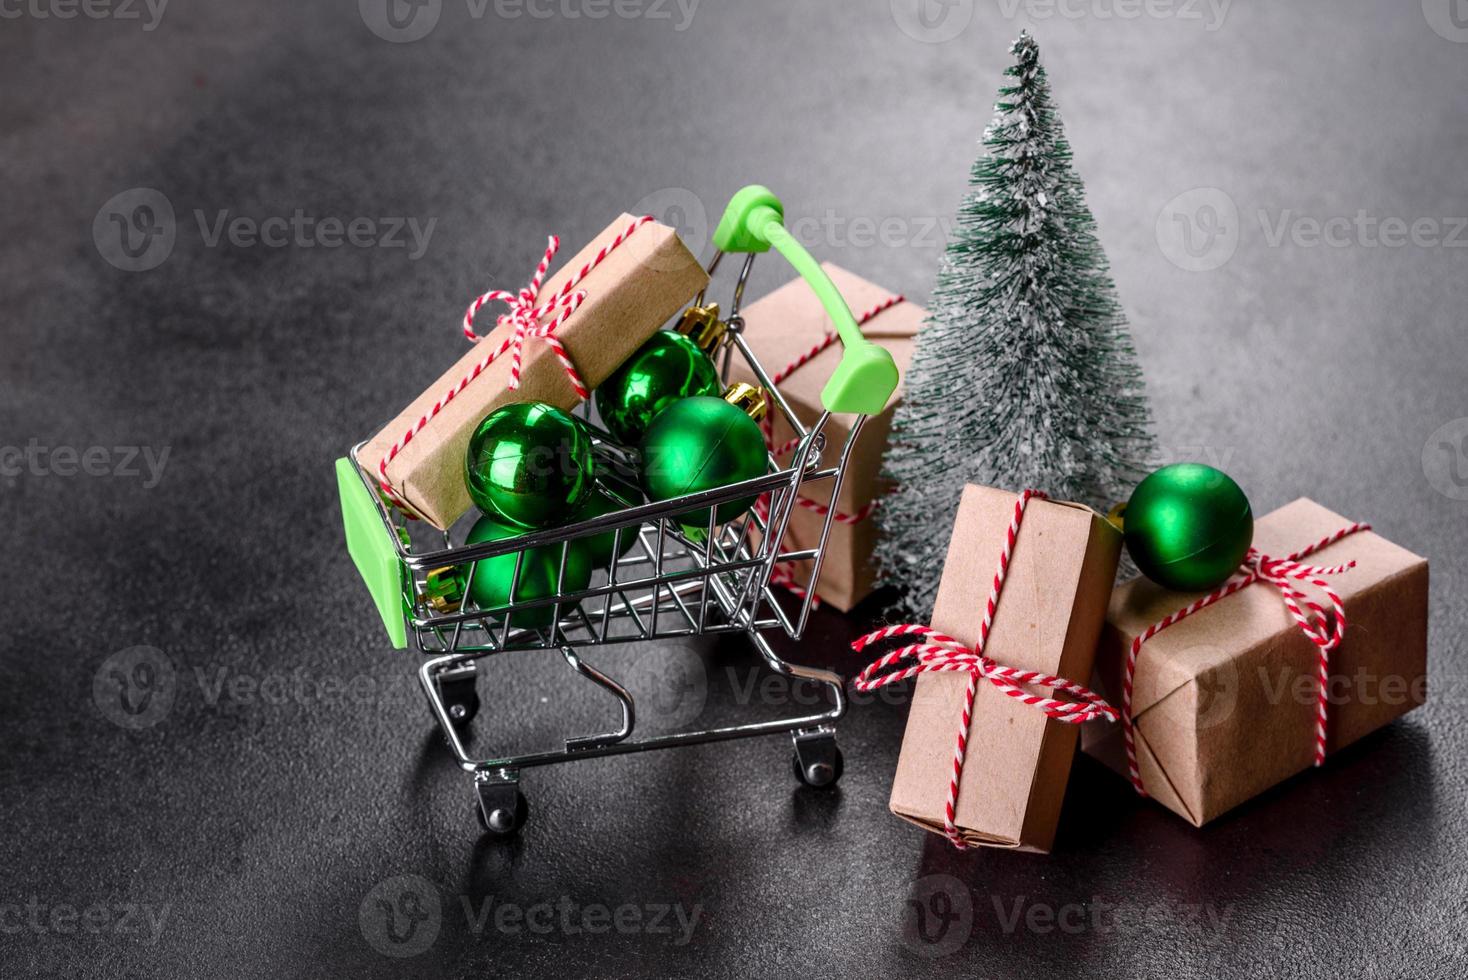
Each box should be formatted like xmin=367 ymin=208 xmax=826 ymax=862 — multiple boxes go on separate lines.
xmin=475 ymin=790 xmax=528 ymax=837
xmin=792 ymin=746 xmax=843 ymax=789
xmin=439 ymin=680 xmax=479 ymax=727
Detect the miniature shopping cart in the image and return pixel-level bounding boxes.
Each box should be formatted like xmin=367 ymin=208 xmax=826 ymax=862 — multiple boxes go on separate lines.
xmin=336 ymin=186 xmax=898 ymax=837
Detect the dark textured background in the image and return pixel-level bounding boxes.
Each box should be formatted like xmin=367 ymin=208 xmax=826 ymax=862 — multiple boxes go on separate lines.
xmin=3 ymin=1 xmax=1466 ymax=977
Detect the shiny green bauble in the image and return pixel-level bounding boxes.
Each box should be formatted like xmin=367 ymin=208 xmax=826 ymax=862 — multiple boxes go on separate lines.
xmin=573 ymin=488 xmax=643 ymax=568
xmin=1123 ymin=463 xmax=1254 ymax=593
xmin=595 ymin=331 xmax=721 ymax=446
xmin=461 ymin=514 xmax=592 ymax=627
xmin=639 ymin=395 xmax=767 ymax=530
xmin=465 ymin=402 xmax=594 ymax=529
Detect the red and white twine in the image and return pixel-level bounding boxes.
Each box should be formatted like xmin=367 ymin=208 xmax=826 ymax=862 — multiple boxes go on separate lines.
xmin=850 ymin=490 xmax=1118 ymax=849
xmin=374 ymin=216 xmax=652 ymax=512
xmin=758 ymin=294 xmax=904 ymax=603
xmin=1121 ymin=521 xmax=1370 ymax=797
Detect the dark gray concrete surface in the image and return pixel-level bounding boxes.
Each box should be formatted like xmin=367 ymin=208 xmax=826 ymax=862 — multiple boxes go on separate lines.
xmin=2 ymin=1 xmax=1466 ymax=977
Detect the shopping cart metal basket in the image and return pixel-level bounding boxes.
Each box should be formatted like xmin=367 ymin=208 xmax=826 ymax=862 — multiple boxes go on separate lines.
xmin=336 ymin=185 xmax=899 ymax=837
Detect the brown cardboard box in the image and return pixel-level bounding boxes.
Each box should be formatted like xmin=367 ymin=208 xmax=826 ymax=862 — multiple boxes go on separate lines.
xmin=729 ymin=263 xmax=923 ymax=610
xmin=1083 ymin=498 xmax=1429 ymax=827
xmin=361 ymin=215 xmax=708 ymax=529
xmin=889 ymin=485 xmax=1123 ymax=852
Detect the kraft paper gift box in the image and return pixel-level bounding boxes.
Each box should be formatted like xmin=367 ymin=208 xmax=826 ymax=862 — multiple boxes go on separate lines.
xmin=361 ymin=214 xmax=708 ymax=530
xmin=728 ymin=263 xmax=923 ymax=611
xmin=1082 ymin=498 xmax=1429 ymax=827
xmin=888 ymin=485 xmax=1123 ymax=852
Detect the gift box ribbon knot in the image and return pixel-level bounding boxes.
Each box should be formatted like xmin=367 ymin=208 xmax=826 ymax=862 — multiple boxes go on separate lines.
xmin=374 ymin=216 xmax=653 ymax=514
xmin=1121 ymin=519 xmax=1372 ymax=797
xmin=851 ymin=489 xmax=1118 ymax=850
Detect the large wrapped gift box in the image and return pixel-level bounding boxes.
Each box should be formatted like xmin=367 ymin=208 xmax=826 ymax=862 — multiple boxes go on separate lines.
xmin=728 ymin=263 xmax=922 ymax=610
xmin=361 ymin=214 xmax=708 ymax=530
xmin=888 ymin=485 xmax=1122 ymax=852
xmin=1083 ymin=498 xmax=1429 ymax=827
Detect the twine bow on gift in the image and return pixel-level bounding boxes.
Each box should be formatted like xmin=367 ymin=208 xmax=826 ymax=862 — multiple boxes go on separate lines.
xmin=850 ymin=489 xmax=1118 ymax=850
xmin=758 ymin=294 xmax=904 ymax=605
xmin=1121 ymin=521 xmax=1372 ymax=797
xmin=375 ymin=215 xmax=652 ymax=514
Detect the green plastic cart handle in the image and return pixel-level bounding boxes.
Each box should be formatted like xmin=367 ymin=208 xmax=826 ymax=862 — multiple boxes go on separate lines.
xmin=336 ymin=456 xmax=408 ymax=649
xmin=712 ymin=185 xmax=899 ymax=416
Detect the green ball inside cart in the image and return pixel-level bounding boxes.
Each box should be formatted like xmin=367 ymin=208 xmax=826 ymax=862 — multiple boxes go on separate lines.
xmin=459 ymin=514 xmax=592 ymax=628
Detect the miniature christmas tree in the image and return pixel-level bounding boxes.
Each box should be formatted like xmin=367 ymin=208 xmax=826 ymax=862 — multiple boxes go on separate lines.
xmin=874 ymin=30 xmax=1156 ymax=619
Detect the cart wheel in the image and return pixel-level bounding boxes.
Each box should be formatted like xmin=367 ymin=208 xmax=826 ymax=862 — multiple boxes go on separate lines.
xmin=792 ymin=745 xmax=844 ymax=789
xmin=475 ymin=790 xmax=528 ymax=837
xmin=438 ymin=677 xmax=479 ymax=727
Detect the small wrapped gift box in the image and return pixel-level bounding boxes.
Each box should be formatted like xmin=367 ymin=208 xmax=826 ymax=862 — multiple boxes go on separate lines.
xmin=861 ymin=486 xmax=1122 ymax=852
xmin=1082 ymin=498 xmax=1429 ymax=827
xmin=727 ymin=263 xmax=923 ymax=611
xmin=360 ymin=214 xmax=708 ymax=530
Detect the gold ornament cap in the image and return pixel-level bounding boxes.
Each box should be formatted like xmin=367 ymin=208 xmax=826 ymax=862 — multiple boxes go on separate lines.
xmin=422 ymin=566 xmax=463 ymax=614
xmin=674 ymin=303 xmax=727 ymax=355
xmin=722 ymin=381 xmax=767 ymax=423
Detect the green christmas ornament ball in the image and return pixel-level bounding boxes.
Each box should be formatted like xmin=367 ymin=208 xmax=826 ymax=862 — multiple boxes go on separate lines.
xmin=595 ymin=330 xmax=721 ymax=446
xmin=1122 ymin=463 xmax=1253 ymax=593
xmin=639 ymin=391 xmax=767 ymax=531
xmin=573 ymin=488 xmax=643 ymax=568
xmin=460 ymin=514 xmax=592 ymax=627
xmin=465 ymin=402 xmax=594 ymax=528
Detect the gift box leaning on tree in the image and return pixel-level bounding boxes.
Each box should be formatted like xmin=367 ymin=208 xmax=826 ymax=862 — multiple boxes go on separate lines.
xmin=727 ymin=263 xmax=924 ymax=611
